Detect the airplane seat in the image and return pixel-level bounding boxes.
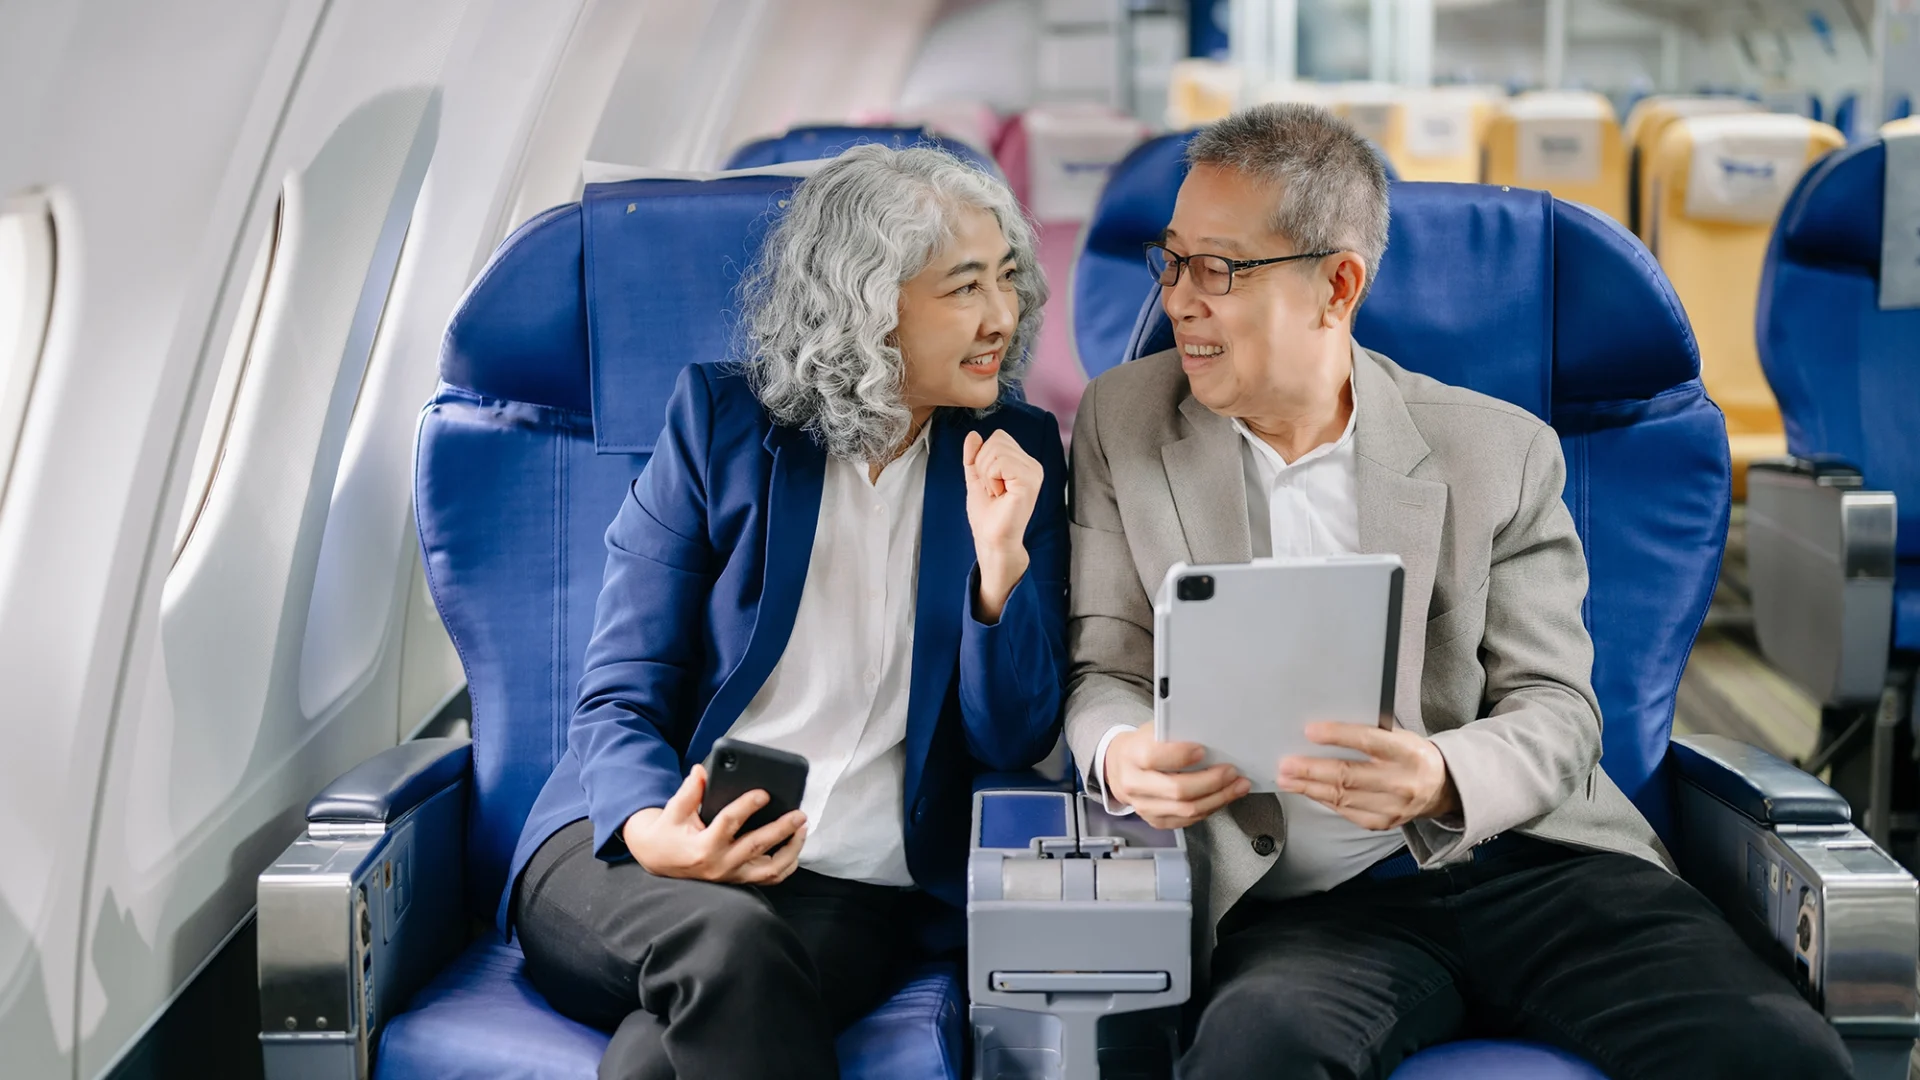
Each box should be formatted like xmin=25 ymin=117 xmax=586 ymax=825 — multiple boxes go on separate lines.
xmin=890 ymin=101 xmax=1005 ymax=159
xmin=1110 ymin=182 xmax=1920 ymax=1079
xmin=1070 ymin=123 xmax=1401 ymax=386
xmin=1749 ymin=127 xmax=1920 ymax=847
xmin=724 ymin=123 xmax=1000 ymax=179
xmin=1483 ymin=91 xmax=1628 ymax=224
xmin=1395 ymin=87 xmax=1500 ymax=183
xmin=1834 ymin=93 xmax=1859 ymax=141
xmin=1164 ymin=57 xmax=1241 ymax=130
xmin=1072 ymin=131 xmax=1193 ymax=384
xmin=1000 ymin=104 xmax=1147 ymax=435
xmin=1622 ymin=95 xmax=1762 ymax=236
xmin=1644 ymin=112 xmax=1844 ymax=499
xmin=257 ymin=173 xmax=963 ymax=1080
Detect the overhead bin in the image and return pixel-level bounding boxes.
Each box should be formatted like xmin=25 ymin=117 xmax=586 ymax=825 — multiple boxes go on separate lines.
xmin=1483 ymin=91 xmax=1628 ymax=224
xmin=1643 ymin=112 xmax=1843 ymax=499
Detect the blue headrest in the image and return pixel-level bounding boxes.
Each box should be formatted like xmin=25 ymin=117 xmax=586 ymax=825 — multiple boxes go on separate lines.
xmin=724 ymin=124 xmax=1000 ymax=177
xmin=1834 ymin=93 xmax=1858 ymax=140
xmin=1073 ymin=132 xmax=1195 ymax=378
xmin=1073 ymin=130 xmax=1402 ymax=379
xmin=441 ymin=174 xmax=804 ymax=451
xmin=1121 ymin=182 xmax=1701 ymax=418
xmin=1776 ymin=139 xmax=1883 ymax=271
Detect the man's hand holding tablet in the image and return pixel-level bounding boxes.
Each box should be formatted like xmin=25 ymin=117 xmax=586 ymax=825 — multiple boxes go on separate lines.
xmin=1104 ymin=721 xmax=1458 ymax=832
xmin=1103 ymin=722 xmax=1251 ymax=830
xmin=1277 ymin=723 xmax=1460 ymax=831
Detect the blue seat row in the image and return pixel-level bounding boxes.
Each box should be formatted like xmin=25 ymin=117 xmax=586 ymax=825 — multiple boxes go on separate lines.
xmin=255 ymin=123 xmax=1916 ymax=1080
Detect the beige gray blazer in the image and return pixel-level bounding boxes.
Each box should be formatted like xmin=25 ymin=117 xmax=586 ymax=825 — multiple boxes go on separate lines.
xmin=1063 ymin=343 xmax=1673 ymax=949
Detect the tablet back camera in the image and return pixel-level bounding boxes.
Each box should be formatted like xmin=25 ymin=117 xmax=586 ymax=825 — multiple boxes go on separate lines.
xmin=1176 ymin=574 xmax=1215 ymax=602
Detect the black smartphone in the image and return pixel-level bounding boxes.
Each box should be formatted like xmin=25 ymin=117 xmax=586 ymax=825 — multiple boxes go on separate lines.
xmin=699 ymin=737 xmax=809 ymax=839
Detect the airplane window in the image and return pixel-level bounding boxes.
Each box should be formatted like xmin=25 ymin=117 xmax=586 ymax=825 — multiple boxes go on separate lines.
xmin=0 ymin=194 xmax=56 ymax=511
xmin=175 ymin=199 xmax=281 ymax=559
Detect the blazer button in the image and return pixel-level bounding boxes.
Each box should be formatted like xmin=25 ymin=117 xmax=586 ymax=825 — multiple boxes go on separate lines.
xmin=1252 ymin=834 xmax=1276 ymax=857
xmin=913 ymin=798 xmax=928 ymax=824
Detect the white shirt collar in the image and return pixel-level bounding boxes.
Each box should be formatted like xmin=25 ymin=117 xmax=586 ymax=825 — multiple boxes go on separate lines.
xmin=1229 ymin=378 xmax=1358 ymax=473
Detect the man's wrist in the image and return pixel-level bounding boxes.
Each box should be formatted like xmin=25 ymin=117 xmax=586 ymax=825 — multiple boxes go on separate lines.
xmin=1416 ymin=741 xmax=1461 ymax=821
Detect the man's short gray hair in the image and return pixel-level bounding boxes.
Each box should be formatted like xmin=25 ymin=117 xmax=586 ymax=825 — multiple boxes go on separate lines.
xmin=1186 ymin=103 xmax=1390 ymax=302
xmin=739 ymin=143 xmax=1046 ymax=463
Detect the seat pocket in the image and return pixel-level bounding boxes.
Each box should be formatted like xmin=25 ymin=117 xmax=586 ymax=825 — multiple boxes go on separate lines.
xmin=1424 ymin=577 xmax=1490 ymax=651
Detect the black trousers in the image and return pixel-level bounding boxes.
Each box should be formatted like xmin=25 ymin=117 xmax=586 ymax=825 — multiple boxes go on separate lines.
xmin=1181 ymin=836 xmax=1854 ymax=1080
xmin=514 ymin=819 xmax=907 ymax=1080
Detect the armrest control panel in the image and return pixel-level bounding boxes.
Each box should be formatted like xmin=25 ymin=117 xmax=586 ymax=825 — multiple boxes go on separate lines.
xmin=968 ymin=790 xmax=1190 ymax=1080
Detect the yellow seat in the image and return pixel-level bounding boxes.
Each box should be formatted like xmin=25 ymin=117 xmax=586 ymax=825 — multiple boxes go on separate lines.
xmin=1166 ymin=60 xmax=1240 ymax=129
xmin=1623 ymin=96 xmax=1762 ymax=239
xmin=1483 ymin=91 xmax=1628 ymax=223
xmin=1883 ymin=116 xmax=1920 ymax=137
xmin=1394 ymin=87 xmax=1503 ymax=182
xmin=1644 ymin=113 xmax=1844 ymax=498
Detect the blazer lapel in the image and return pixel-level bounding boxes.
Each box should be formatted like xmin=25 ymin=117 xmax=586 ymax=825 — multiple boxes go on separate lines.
xmin=1162 ymin=396 xmax=1253 ymax=565
xmin=688 ymin=423 xmax=824 ymax=767
xmin=902 ymin=415 xmax=968 ymax=812
xmin=1351 ymin=345 xmax=1448 ymax=731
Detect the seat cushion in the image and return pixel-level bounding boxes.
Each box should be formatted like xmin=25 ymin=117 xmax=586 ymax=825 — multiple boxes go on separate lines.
xmin=1897 ymin=561 xmax=1920 ymax=654
xmin=1391 ymin=1039 xmax=1609 ymax=1079
xmin=377 ymin=935 xmax=963 ymax=1080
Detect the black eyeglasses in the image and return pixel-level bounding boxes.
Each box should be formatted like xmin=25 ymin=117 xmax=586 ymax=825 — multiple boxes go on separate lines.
xmin=1143 ymin=242 xmax=1339 ymax=296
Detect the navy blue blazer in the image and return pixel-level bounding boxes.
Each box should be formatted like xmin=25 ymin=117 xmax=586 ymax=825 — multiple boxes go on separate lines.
xmin=504 ymin=362 xmax=1069 ymax=930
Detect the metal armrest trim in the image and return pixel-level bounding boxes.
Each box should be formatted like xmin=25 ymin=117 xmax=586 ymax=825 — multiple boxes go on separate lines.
xmin=1672 ymin=734 xmax=1852 ymax=825
xmin=1748 ymin=455 xmax=1866 ymax=487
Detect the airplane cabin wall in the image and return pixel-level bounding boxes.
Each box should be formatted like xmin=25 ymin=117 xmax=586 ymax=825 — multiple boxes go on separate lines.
xmin=0 ymin=1 xmax=944 ymax=1076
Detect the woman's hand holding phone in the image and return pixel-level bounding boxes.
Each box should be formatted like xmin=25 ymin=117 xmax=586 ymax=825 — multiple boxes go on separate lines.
xmin=622 ymin=765 xmax=808 ymax=885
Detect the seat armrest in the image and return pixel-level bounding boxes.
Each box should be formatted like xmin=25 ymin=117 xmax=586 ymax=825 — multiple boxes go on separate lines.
xmin=1672 ymin=737 xmax=1920 ymax=1067
xmin=261 ymin=740 xmax=472 ymax=1079
xmin=1671 ymin=734 xmax=1851 ymax=825
xmin=968 ymin=790 xmax=1189 ymax=1080
xmin=972 ymin=769 xmax=1077 ymax=797
xmin=1745 ymin=462 xmax=1895 ymax=706
xmin=1748 ymin=454 xmax=1867 ymax=486
xmin=306 ymin=737 xmax=471 ymax=827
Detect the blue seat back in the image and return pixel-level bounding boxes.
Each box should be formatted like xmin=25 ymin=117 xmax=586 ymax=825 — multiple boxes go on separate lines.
xmin=724 ymin=123 xmax=1000 ymax=177
xmin=1835 ymin=93 xmax=1858 ymax=141
xmin=1120 ymin=183 xmax=1728 ymax=836
xmin=1074 ymin=131 xmax=1400 ymax=381
xmin=1758 ymin=136 xmax=1920 ymax=564
xmin=420 ymin=175 xmax=804 ymax=917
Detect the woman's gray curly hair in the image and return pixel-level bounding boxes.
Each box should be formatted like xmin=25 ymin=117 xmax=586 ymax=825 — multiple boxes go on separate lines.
xmin=738 ymin=143 xmax=1047 ymax=463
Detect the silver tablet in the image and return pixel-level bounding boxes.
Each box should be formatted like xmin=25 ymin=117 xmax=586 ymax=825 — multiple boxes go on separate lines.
xmin=1152 ymin=555 xmax=1404 ymax=792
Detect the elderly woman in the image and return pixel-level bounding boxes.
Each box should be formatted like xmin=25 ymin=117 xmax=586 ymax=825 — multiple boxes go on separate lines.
xmin=504 ymin=144 xmax=1067 ymax=1080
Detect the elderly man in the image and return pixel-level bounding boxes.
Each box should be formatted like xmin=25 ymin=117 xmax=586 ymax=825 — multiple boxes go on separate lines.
xmin=1065 ymin=104 xmax=1850 ymax=1079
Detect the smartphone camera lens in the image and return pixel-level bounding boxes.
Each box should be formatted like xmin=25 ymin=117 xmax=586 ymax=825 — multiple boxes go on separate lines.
xmin=719 ymin=751 xmax=737 ymax=771
xmin=1176 ymin=574 xmax=1215 ymax=602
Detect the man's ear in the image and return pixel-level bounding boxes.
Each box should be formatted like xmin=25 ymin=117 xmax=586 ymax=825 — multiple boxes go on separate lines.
xmin=1322 ymin=253 xmax=1368 ymax=328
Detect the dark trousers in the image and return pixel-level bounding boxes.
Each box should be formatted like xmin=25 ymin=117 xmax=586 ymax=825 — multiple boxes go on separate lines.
xmin=1182 ymin=836 xmax=1854 ymax=1080
xmin=514 ymin=819 xmax=907 ymax=1080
